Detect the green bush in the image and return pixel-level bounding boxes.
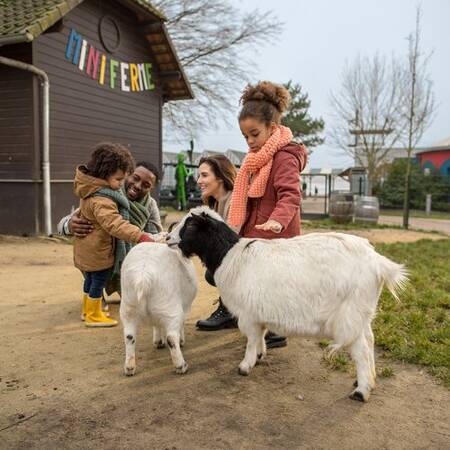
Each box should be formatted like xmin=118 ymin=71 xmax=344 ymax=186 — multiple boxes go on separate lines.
xmin=374 ymin=159 xmax=450 ymax=211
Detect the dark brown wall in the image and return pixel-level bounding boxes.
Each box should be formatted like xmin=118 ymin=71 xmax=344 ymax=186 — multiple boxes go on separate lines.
xmin=0 ymin=44 xmax=34 ymax=179
xmin=0 ymin=0 xmax=164 ymax=234
xmin=0 ymin=44 xmax=40 ymax=234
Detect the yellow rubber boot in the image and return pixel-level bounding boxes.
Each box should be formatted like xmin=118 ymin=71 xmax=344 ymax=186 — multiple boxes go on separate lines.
xmin=85 ymin=296 xmax=118 ymax=328
xmin=81 ymin=293 xmax=88 ymax=321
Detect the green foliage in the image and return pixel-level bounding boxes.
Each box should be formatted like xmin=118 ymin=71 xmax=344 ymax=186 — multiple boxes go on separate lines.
xmin=374 ymin=159 xmax=450 ymax=211
xmin=374 ymin=239 xmax=450 ymax=387
xmin=303 ymin=218 xmax=403 ymax=231
xmin=324 ymin=352 xmax=352 ymax=372
xmin=282 ymin=81 xmax=325 ymax=148
xmin=378 ymin=366 xmax=394 ymax=378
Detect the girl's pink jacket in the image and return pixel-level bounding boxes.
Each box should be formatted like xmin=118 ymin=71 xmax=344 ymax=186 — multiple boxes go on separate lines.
xmin=240 ymin=142 xmax=307 ymax=239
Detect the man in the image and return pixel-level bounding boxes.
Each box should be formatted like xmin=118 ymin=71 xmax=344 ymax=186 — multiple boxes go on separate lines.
xmin=59 ymin=161 xmax=163 ymax=237
xmin=58 ymin=161 xmax=164 ymax=298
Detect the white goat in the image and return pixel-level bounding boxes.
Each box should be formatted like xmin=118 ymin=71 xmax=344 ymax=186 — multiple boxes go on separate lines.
xmin=167 ymin=206 xmax=408 ymax=401
xmin=120 ymin=243 xmax=197 ymax=375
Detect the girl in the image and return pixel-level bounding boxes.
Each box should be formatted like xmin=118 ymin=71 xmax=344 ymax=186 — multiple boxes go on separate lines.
xmin=195 ymin=155 xmax=238 ymax=330
xmin=73 ymin=143 xmax=153 ymax=328
xmin=228 ymin=81 xmax=308 ymax=347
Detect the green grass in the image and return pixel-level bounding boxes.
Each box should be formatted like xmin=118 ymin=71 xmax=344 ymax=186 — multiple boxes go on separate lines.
xmin=303 ymin=218 xmax=402 ymax=231
xmin=381 ymin=209 xmax=450 ymax=220
xmin=318 ymin=239 xmax=450 ymax=387
xmin=374 ymin=239 xmax=450 ymax=387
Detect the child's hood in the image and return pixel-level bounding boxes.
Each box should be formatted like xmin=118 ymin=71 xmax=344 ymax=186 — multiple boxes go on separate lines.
xmin=279 ymin=142 xmax=308 ymax=172
xmin=74 ymin=165 xmax=110 ymax=199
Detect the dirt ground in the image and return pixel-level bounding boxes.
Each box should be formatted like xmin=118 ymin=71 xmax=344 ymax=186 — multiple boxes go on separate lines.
xmin=1 ymin=229 xmax=450 ymax=450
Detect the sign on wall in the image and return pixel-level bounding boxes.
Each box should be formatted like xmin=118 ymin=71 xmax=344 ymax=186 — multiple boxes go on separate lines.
xmin=65 ymin=28 xmax=155 ymax=92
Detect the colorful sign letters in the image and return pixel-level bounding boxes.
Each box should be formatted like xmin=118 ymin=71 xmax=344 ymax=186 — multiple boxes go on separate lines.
xmin=65 ymin=28 xmax=155 ymax=92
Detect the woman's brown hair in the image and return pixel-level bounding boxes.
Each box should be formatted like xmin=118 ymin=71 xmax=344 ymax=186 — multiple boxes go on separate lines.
xmin=198 ymin=154 xmax=237 ymax=208
xmin=239 ymin=81 xmax=290 ymax=125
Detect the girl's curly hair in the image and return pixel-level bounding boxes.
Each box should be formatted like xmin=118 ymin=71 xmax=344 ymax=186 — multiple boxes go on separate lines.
xmin=86 ymin=142 xmax=135 ymax=180
xmin=239 ymin=81 xmax=290 ymax=125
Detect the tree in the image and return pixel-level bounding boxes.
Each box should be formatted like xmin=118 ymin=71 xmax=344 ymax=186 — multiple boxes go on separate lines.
xmin=282 ymin=81 xmax=325 ymax=148
xmin=152 ymin=0 xmax=282 ymax=139
xmin=401 ymin=6 xmax=436 ymax=228
xmin=328 ymin=54 xmax=406 ymax=194
xmin=375 ymin=159 xmax=450 ymax=212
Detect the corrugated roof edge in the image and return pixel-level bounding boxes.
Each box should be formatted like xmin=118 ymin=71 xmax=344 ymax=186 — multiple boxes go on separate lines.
xmin=0 ymin=0 xmax=166 ymax=46
xmin=134 ymin=0 xmax=168 ymax=21
xmin=0 ymin=0 xmax=84 ymax=46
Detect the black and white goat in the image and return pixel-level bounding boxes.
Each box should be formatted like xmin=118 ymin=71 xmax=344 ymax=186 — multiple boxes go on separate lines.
xmin=167 ymin=206 xmax=408 ymax=402
xmin=120 ymin=243 xmax=197 ymax=375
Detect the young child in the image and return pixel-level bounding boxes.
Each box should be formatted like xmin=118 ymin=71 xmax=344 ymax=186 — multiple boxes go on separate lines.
xmin=73 ymin=143 xmax=153 ymax=328
xmin=228 ymin=81 xmax=308 ymax=347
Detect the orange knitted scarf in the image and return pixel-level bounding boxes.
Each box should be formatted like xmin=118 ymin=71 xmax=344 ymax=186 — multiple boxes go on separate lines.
xmin=228 ymin=125 xmax=293 ymax=227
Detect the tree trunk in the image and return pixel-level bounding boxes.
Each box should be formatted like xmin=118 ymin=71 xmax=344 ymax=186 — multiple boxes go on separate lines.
xmin=402 ymin=158 xmax=412 ymax=228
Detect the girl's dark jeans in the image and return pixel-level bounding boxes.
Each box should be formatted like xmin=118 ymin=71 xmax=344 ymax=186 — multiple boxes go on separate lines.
xmin=83 ymin=268 xmax=111 ymax=298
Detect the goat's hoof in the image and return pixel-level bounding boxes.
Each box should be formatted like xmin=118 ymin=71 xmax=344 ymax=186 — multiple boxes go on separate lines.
xmin=238 ymin=364 xmax=251 ymax=376
xmin=349 ymin=389 xmax=367 ymax=402
xmin=124 ymin=366 xmax=136 ymax=377
xmin=154 ymin=340 xmax=166 ymax=349
xmin=180 ymin=340 xmax=185 ymax=348
xmin=175 ymin=362 xmax=188 ymax=374
xmin=353 ymin=380 xmax=358 ymax=388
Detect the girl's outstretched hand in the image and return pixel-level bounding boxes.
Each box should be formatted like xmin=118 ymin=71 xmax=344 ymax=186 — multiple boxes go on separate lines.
xmin=255 ymin=219 xmax=283 ymax=234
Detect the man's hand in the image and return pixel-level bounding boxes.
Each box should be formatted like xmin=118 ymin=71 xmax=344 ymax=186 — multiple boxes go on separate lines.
xmin=69 ymin=209 xmax=93 ymax=237
xmin=254 ymin=219 xmax=283 ymax=234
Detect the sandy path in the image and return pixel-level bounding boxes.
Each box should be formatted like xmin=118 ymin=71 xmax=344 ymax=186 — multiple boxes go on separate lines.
xmin=378 ymin=215 xmax=450 ymax=236
xmin=0 ymin=232 xmax=449 ymax=449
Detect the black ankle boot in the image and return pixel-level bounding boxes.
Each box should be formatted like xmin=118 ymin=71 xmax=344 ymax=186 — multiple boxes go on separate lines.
xmin=196 ymin=299 xmax=237 ymax=331
xmin=265 ymin=331 xmax=287 ymax=349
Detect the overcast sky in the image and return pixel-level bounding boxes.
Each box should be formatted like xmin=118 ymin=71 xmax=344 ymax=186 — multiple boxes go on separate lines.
xmin=165 ymin=0 xmax=450 ymax=169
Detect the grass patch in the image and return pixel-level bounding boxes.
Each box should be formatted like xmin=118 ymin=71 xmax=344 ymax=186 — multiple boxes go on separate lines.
xmin=303 ymin=218 xmax=402 ymax=231
xmin=374 ymin=239 xmax=450 ymax=387
xmin=324 ymin=352 xmax=352 ymax=373
xmin=378 ymin=366 xmax=394 ymax=378
xmin=381 ymin=209 xmax=450 ymax=221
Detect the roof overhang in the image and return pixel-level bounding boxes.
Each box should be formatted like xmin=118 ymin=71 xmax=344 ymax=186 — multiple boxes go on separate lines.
xmin=0 ymin=0 xmax=193 ymax=101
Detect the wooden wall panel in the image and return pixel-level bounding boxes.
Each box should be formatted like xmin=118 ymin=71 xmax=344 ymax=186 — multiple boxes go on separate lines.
xmin=33 ymin=0 xmax=163 ymax=182
xmin=0 ymin=44 xmax=34 ymax=179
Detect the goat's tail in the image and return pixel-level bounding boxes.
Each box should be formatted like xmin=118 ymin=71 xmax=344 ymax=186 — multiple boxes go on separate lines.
xmin=378 ymin=255 xmax=409 ymax=301
xmin=133 ymin=270 xmax=155 ymax=306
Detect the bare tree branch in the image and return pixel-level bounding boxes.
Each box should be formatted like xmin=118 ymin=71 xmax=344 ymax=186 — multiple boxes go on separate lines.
xmin=402 ymin=5 xmax=436 ymax=227
xmin=328 ymin=54 xmax=407 ymax=193
xmin=151 ymin=0 xmax=283 ymax=142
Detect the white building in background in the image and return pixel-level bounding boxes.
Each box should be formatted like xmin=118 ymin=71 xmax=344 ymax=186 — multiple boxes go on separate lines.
xmin=161 ymin=148 xmax=348 ymax=196
xmin=353 ymin=146 xmax=425 ymax=168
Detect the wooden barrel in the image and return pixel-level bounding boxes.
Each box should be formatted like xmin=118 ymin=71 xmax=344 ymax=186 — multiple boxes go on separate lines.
xmin=354 ymin=196 xmax=379 ymax=224
xmin=329 ymin=192 xmax=354 ymax=223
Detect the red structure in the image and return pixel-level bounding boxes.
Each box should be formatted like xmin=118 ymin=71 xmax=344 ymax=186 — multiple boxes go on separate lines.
xmin=416 ymin=138 xmax=450 ymax=177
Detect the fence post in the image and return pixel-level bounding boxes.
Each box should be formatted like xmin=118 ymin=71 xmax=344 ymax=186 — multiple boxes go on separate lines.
xmin=425 ymin=194 xmax=432 ymax=216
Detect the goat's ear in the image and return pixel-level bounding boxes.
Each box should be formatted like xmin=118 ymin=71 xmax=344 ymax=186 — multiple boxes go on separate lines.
xmin=190 ymin=212 xmax=209 ymax=226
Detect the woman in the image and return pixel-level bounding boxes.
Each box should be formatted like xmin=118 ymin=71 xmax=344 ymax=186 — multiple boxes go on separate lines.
xmin=195 ymin=154 xmax=238 ymax=331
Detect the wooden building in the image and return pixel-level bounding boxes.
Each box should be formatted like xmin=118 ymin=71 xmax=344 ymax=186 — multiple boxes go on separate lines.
xmin=0 ymin=0 xmax=192 ymax=235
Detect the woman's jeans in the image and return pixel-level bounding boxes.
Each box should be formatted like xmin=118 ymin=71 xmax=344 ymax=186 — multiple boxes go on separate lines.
xmin=83 ymin=268 xmax=111 ymax=298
